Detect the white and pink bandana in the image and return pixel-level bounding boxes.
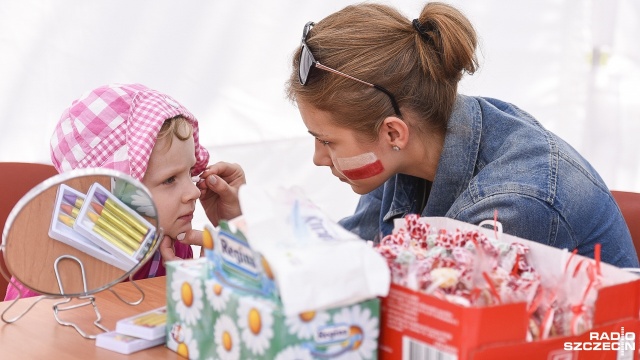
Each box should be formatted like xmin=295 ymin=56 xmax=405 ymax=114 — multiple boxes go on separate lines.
xmin=50 ymin=83 xmax=209 ymax=180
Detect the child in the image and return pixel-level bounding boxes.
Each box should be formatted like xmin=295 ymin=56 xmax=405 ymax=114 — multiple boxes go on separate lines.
xmin=5 ymin=83 xmax=212 ymax=300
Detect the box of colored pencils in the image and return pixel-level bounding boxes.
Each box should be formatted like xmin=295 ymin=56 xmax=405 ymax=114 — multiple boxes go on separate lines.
xmin=96 ymin=331 xmax=165 ymax=354
xmin=115 ymin=306 xmax=167 ymax=340
xmin=48 ymin=184 xmax=132 ymax=271
xmin=74 ymin=182 xmax=157 ymax=267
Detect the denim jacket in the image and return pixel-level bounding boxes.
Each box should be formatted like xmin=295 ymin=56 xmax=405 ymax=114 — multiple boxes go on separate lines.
xmin=339 ymin=95 xmax=639 ymax=268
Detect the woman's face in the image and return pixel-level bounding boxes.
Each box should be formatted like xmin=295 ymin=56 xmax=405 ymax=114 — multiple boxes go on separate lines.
xmin=142 ymin=133 xmax=200 ymax=239
xmin=297 ymin=100 xmax=394 ymax=195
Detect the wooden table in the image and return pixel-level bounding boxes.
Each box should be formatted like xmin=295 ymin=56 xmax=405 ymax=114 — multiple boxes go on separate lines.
xmin=0 ymin=276 xmax=181 ymax=359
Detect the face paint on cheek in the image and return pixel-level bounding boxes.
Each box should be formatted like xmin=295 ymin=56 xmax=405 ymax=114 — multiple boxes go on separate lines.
xmin=336 ymin=152 xmax=384 ymax=180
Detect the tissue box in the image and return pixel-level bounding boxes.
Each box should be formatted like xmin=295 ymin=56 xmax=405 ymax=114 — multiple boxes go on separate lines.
xmin=378 ymin=217 xmax=640 ymax=360
xmin=166 ymin=258 xmax=381 ymax=359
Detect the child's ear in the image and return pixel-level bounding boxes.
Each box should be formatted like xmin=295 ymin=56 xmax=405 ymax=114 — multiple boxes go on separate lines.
xmin=380 ymin=116 xmax=409 ymax=149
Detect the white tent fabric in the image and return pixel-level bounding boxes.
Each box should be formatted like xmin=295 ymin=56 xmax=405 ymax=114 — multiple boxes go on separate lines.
xmin=1 ymin=0 xmax=639 ymax=230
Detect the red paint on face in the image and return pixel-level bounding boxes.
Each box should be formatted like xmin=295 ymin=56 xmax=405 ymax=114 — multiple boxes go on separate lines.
xmin=341 ymin=160 xmax=384 ymax=180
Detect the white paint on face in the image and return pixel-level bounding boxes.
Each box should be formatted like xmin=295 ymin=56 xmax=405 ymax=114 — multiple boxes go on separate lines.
xmin=335 ymin=152 xmax=384 ymax=181
xmin=336 ymin=152 xmax=378 ymax=170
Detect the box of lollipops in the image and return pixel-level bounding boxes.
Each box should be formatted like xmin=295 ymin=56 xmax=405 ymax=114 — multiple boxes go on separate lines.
xmin=376 ymin=215 xmax=640 ymax=360
xmin=165 ymin=186 xmax=390 ymax=359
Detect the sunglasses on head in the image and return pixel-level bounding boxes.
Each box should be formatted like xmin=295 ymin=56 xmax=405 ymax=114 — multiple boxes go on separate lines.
xmin=298 ymin=21 xmax=402 ymax=116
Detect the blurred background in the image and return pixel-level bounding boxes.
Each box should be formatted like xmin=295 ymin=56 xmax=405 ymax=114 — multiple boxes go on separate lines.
xmin=1 ymin=0 xmax=638 ymax=229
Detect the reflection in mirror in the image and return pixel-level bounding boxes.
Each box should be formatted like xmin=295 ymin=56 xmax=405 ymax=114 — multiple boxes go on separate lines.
xmin=1 ymin=168 xmax=161 ymax=298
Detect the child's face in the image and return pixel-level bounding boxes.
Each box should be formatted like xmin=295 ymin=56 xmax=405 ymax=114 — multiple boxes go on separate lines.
xmin=141 ymin=132 xmax=200 ymax=240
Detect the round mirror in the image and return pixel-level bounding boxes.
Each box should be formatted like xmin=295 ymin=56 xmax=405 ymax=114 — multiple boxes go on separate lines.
xmin=1 ymin=168 xmax=162 ymax=297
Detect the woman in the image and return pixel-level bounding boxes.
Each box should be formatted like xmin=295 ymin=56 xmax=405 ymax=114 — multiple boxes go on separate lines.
xmin=284 ymin=2 xmax=638 ymax=267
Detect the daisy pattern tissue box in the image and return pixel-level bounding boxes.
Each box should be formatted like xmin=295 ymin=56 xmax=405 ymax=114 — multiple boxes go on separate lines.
xmin=165 ymin=222 xmax=381 ymax=360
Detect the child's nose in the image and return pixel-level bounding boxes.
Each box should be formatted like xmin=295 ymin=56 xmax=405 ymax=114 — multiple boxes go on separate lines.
xmin=183 ymin=178 xmax=201 ymax=202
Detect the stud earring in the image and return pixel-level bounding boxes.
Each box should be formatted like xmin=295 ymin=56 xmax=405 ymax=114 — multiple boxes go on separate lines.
xmin=392 ymin=145 xmax=400 ymax=151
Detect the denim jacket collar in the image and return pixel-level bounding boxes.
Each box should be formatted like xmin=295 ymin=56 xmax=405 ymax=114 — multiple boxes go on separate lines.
xmin=384 ymin=95 xmax=482 ymax=219
xmin=383 ymin=175 xmax=422 ymax=221
xmin=426 ymin=95 xmax=482 ymax=216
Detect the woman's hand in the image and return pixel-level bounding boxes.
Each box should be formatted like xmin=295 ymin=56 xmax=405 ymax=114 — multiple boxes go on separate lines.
xmin=197 ymin=161 xmax=245 ymax=226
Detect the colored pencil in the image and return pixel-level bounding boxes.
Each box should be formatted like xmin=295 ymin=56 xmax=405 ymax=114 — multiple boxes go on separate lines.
xmin=93 ymin=192 xmax=148 ymax=235
xmin=58 ymin=213 xmax=75 ymax=227
xmin=63 ymin=193 xmax=84 ymax=208
xmin=91 ymin=203 xmax=145 ymax=242
xmin=92 ymin=225 xmax=136 ymax=256
xmin=60 ymin=203 xmax=80 ymax=218
xmin=87 ymin=212 xmax=140 ymax=251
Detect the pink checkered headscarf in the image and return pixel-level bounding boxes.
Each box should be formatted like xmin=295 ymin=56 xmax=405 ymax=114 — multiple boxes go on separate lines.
xmin=50 ymin=83 xmax=209 ymax=180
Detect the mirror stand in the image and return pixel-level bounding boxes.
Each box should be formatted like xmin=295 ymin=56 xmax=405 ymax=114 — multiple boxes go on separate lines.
xmin=0 ymin=247 xmax=52 ymax=324
xmin=1 ymin=254 xmax=147 ymax=339
xmin=108 ymin=277 xmax=146 ymax=306
xmin=51 ymin=255 xmax=107 ymax=339
xmin=0 ymin=289 xmax=54 ymax=324
xmin=52 ymin=297 xmax=107 ymax=339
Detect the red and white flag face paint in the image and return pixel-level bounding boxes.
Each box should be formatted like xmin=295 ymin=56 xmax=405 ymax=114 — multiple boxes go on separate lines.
xmin=336 ymin=152 xmax=384 ymax=180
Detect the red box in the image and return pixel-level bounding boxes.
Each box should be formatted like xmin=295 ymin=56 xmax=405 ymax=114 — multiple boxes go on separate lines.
xmin=378 ymin=217 xmax=640 ymax=360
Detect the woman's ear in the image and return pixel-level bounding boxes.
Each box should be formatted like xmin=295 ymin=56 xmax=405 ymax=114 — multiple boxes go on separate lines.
xmin=381 ymin=117 xmax=409 ymax=149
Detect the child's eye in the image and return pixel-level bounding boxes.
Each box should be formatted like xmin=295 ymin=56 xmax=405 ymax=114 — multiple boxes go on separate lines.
xmin=163 ymin=176 xmax=177 ymax=185
xmin=316 ymin=138 xmax=330 ymax=146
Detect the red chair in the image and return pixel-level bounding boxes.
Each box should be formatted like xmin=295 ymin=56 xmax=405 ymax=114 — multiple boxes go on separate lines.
xmin=0 ymin=162 xmax=58 ymax=298
xmin=611 ymin=190 xmax=640 ymax=263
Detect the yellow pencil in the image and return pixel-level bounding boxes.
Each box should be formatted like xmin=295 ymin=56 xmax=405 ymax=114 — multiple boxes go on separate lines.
xmin=132 ymin=313 xmax=159 ymax=323
xmin=133 ymin=313 xmax=166 ymax=326
xmin=92 ymin=225 xmax=136 ymax=256
xmin=141 ymin=317 xmax=166 ymax=327
xmin=88 ymin=212 xmax=140 ymax=251
xmin=102 ymin=199 xmax=148 ymax=235
xmin=92 ymin=203 xmax=145 ymax=242
xmin=58 ymin=213 xmax=75 ymax=227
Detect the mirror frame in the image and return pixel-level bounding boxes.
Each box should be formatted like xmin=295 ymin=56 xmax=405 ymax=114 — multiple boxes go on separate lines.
xmin=1 ymin=168 xmax=163 ymax=297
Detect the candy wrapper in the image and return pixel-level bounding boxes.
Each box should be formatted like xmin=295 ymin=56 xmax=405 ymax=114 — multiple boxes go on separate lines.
xmin=377 ymin=216 xmax=640 ymax=360
xmin=377 ymin=214 xmax=603 ymax=340
xmin=237 ymin=185 xmax=390 ymax=316
xmin=378 ymin=215 xmax=539 ymax=308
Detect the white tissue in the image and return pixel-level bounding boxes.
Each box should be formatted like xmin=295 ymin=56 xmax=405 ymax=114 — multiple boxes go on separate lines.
xmin=238 ymin=185 xmax=390 ymax=316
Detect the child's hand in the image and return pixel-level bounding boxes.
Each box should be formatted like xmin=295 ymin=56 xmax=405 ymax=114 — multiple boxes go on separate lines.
xmin=159 ymin=235 xmax=180 ymax=263
xmin=197 ymin=161 xmax=245 ymax=225
xmin=158 ymin=230 xmax=203 ymax=263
